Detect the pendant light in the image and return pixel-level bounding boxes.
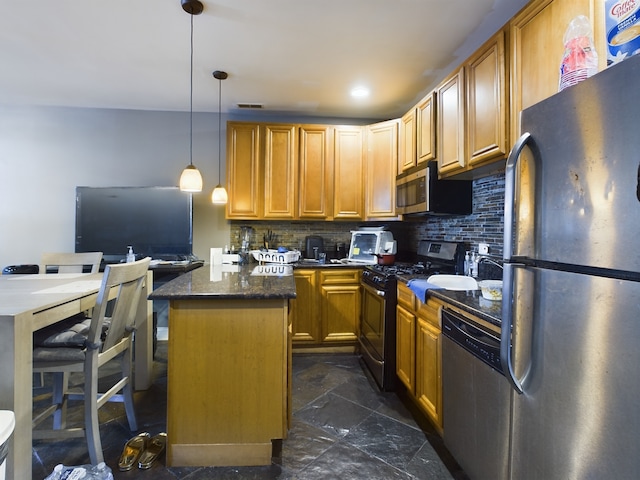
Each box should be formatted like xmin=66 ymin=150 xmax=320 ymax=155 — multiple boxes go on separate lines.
xmin=179 ymin=0 xmax=204 ymax=192
xmin=211 ymin=70 xmax=229 ymax=204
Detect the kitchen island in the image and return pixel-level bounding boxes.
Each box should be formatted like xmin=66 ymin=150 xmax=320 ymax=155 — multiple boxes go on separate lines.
xmin=149 ymin=263 xmax=296 ymax=467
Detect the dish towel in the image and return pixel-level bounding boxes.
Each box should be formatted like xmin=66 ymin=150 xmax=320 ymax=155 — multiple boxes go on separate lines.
xmin=407 ymin=279 xmax=443 ymax=303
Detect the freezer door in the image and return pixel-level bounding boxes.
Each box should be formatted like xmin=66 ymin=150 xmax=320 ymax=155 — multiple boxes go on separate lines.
xmin=508 ymin=266 xmax=640 ymax=479
xmin=513 ymin=55 xmax=640 ymax=273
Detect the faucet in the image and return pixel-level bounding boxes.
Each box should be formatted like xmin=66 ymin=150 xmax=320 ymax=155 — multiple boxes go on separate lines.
xmin=478 ymin=255 xmax=503 ymax=270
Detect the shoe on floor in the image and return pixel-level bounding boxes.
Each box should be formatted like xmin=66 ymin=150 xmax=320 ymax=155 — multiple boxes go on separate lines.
xmin=138 ymin=432 xmax=167 ymax=470
xmin=118 ymin=432 xmax=150 ymax=471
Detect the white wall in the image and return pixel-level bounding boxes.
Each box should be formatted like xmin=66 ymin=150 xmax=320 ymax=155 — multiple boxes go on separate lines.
xmin=0 ymin=105 xmax=373 ymax=269
xmin=0 ymin=105 xmax=230 ymax=268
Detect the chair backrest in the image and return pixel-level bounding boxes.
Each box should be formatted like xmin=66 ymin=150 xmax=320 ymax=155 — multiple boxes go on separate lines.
xmin=40 ymin=252 xmax=103 ymax=274
xmin=87 ymin=257 xmax=150 ymax=352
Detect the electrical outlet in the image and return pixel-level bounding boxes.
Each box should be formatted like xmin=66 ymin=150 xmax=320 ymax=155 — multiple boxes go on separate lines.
xmin=479 ymin=243 xmax=490 ymax=255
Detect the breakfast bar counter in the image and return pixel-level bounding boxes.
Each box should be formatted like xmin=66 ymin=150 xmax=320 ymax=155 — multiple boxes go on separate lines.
xmin=149 ymin=264 xmax=296 ymax=467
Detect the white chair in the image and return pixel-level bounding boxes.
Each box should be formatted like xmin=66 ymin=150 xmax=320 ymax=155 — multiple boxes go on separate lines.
xmin=32 ymin=257 xmax=151 ymax=465
xmin=40 ymin=252 xmax=103 ymax=274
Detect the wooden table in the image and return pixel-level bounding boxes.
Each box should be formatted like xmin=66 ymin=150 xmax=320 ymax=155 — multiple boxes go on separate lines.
xmin=0 ymin=271 xmax=153 ymax=479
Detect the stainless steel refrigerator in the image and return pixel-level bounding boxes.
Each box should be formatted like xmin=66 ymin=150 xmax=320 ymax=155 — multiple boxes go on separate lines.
xmin=502 ymin=54 xmax=640 ymax=479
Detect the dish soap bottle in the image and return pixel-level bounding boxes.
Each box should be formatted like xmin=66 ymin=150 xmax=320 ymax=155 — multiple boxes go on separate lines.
xmin=126 ymin=246 xmax=135 ymax=263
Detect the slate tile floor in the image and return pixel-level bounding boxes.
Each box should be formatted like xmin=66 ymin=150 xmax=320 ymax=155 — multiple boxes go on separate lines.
xmin=32 ymin=342 xmax=468 ymax=479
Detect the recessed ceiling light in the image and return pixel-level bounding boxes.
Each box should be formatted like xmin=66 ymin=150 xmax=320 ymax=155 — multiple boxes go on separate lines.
xmin=350 ymin=86 xmax=370 ymax=98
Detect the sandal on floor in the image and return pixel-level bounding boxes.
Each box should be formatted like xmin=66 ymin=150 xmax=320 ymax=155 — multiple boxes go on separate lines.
xmin=138 ymin=432 xmax=167 ymax=470
xmin=118 ymin=432 xmax=150 ymax=471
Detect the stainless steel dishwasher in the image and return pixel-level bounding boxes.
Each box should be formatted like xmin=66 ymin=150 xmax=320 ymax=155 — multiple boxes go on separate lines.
xmin=441 ymin=308 xmax=510 ymax=480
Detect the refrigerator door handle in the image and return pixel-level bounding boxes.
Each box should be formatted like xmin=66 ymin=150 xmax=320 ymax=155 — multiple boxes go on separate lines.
xmin=503 ymin=132 xmax=531 ymax=261
xmin=501 ymin=262 xmax=524 ymax=393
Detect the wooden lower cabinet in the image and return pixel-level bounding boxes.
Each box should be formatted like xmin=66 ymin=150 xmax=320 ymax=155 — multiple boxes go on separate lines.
xmin=291 ymin=268 xmax=361 ymax=348
xmin=396 ymin=303 xmax=416 ymax=391
xmin=290 ymin=269 xmax=320 ymax=343
xmin=396 ymin=282 xmax=444 ymax=433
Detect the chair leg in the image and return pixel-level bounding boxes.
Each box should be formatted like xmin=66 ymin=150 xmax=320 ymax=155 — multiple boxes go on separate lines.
xmin=85 ymin=357 xmax=104 ymax=465
xmin=122 ymin=348 xmax=138 ymax=431
xmin=51 ymin=372 xmax=69 ymax=430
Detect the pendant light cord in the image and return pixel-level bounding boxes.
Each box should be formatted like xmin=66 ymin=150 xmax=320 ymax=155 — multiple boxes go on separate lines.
xmin=189 ymin=12 xmax=194 ymax=167
xmin=218 ymin=76 xmax=222 ymax=182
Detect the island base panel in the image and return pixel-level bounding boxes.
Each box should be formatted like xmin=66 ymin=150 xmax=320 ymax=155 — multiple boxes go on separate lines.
xmin=166 ymin=298 xmax=289 ymax=467
xmin=169 ymin=442 xmax=274 ymax=467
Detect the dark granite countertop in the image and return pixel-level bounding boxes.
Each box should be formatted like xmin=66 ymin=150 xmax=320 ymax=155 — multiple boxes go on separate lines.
xmin=293 ymin=259 xmax=366 ymax=269
xmin=149 ymin=263 xmax=296 ymax=301
xmin=397 ymin=274 xmax=502 ymax=328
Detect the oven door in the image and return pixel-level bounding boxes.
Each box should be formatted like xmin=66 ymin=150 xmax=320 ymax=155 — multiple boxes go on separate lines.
xmin=359 ymin=280 xmax=395 ymax=390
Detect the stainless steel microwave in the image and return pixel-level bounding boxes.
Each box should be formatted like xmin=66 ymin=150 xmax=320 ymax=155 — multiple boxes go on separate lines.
xmin=395 ymin=161 xmax=472 ymax=215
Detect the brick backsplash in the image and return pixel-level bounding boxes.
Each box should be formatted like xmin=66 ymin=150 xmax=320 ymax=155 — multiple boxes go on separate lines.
xmin=229 ymin=171 xmax=505 ymax=259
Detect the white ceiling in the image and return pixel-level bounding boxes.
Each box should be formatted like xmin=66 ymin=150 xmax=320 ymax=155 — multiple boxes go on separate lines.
xmin=0 ymin=0 xmax=530 ymax=120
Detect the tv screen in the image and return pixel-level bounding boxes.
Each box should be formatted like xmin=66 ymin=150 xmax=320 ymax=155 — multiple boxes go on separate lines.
xmin=75 ymin=186 xmax=193 ymax=263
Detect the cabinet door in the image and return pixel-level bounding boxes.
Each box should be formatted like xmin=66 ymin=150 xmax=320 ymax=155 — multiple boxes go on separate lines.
xmin=366 ymin=119 xmax=399 ymax=220
xmin=396 ymin=303 xmax=416 ymax=393
xmin=333 ymin=126 xmax=364 ymax=219
xmin=319 ymin=269 xmax=360 ymax=343
xmin=510 ymin=0 xmax=605 ymax=141
xmin=226 ymin=122 xmax=261 ymax=219
xmin=398 ymin=108 xmax=417 ymax=172
xmin=263 ymin=124 xmax=297 ymax=219
xmin=291 ymin=270 xmax=320 ymax=344
xmin=437 ymin=68 xmax=466 ymax=176
xmin=299 ymin=125 xmax=333 ymax=219
xmin=416 ymin=93 xmax=436 ymax=165
xmin=416 ymin=317 xmax=442 ymax=431
xmin=466 ymin=30 xmax=508 ymax=167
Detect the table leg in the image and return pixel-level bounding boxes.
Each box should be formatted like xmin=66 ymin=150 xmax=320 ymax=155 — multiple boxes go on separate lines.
xmin=0 ymin=313 xmax=33 ymax=479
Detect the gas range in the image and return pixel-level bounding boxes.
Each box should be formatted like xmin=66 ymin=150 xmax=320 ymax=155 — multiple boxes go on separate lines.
xmin=362 ymin=263 xmax=429 ymax=289
xmin=359 ymin=239 xmax=465 ymax=392
xmin=361 ymin=240 xmax=465 ymax=290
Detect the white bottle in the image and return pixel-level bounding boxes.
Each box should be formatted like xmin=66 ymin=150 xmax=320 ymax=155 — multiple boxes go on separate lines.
xmin=126 ymin=245 xmax=135 ymax=263
xmin=471 ymin=252 xmax=479 ymax=278
xmin=464 ymin=251 xmax=471 ymax=276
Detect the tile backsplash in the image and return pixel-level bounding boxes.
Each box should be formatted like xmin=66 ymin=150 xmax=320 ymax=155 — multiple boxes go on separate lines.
xmin=229 ymin=171 xmax=505 ymax=259
xmin=408 ymin=171 xmax=505 ymax=257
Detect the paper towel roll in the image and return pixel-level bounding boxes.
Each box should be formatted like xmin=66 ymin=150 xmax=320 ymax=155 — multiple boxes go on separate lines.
xmin=210 ymin=247 xmax=223 ymax=265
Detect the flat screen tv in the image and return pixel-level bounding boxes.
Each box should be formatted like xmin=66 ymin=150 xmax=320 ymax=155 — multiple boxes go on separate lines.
xmin=75 ymin=186 xmax=193 ymax=263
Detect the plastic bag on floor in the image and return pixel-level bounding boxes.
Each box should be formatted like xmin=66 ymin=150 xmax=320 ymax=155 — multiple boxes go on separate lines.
xmin=44 ymin=462 xmax=114 ymax=480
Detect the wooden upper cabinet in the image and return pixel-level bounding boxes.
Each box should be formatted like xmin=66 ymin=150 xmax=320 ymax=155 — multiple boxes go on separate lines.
xmin=466 ymin=29 xmax=508 ymax=168
xmin=299 ymin=125 xmax=333 ymax=219
xmin=366 ymin=119 xmax=399 ymax=220
xmin=398 ymin=108 xmax=417 ymax=172
xmin=226 ymin=122 xmax=261 ymax=219
xmin=333 ymin=126 xmax=364 ymax=219
xmin=510 ymin=0 xmax=606 ymax=141
xmin=437 ymin=67 xmax=466 ymax=176
xmin=416 ymin=92 xmax=436 ymax=165
xmin=263 ymin=124 xmax=297 ymax=219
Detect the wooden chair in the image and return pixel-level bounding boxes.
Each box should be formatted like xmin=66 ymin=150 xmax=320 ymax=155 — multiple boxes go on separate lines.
xmin=40 ymin=252 xmax=103 ymax=274
xmin=32 ymin=257 xmax=151 ymax=464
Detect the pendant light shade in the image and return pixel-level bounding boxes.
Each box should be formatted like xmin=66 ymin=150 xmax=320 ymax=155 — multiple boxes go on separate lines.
xmin=179 ymin=0 xmax=203 ymax=193
xmin=211 ymin=185 xmax=228 ymax=204
xmin=179 ymin=164 xmax=203 ymax=192
xmin=211 ymin=70 xmax=229 ymax=204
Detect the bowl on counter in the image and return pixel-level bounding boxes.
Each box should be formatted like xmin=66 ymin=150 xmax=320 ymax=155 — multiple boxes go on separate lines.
xmin=478 ymin=280 xmax=503 ymax=301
